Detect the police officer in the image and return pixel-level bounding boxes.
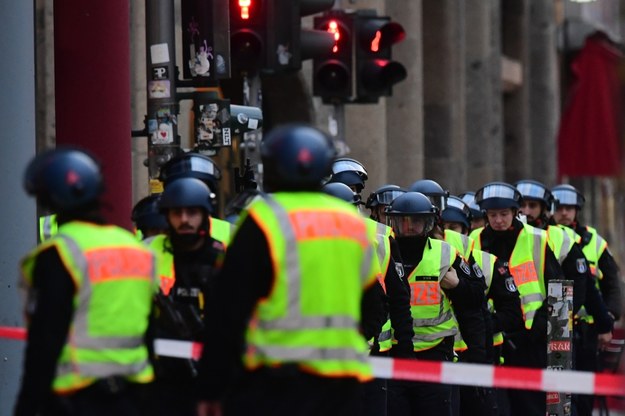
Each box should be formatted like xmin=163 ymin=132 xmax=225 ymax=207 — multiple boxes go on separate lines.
xmin=458 ymin=191 xmax=486 ymax=234
xmin=385 ymin=192 xmax=486 ymax=416
xmin=551 ymin=183 xmax=621 ymax=415
xmin=159 ymin=152 xmax=232 ymax=246
xmin=324 ymin=181 xmax=415 ymax=416
xmin=196 ymin=124 xmax=383 ymax=416
xmin=365 ymin=184 xmax=407 ymax=225
xmin=148 ymin=177 xmax=225 ymax=416
xmin=131 ymin=194 xmax=168 ymax=240
xmin=16 ymin=148 xmax=157 ymax=416
xmin=472 ymin=182 xmax=564 ymax=416
xmin=327 ymin=157 xmax=368 ymax=194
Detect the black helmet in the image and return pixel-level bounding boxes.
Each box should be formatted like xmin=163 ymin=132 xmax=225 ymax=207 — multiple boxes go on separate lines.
xmin=261 ymin=124 xmax=336 ymax=192
xmin=551 ymin=184 xmax=585 ymax=210
xmin=23 ymin=147 xmax=104 ymax=213
xmin=408 ymin=179 xmax=449 ymax=212
xmin=131 ymin=194 xmax=168 ymax=231
xmin=441 ymin=195 xmax=472 ymax=230
xmin=458 ymin=191 xmax=484 ymax=219
xmin=159 ymin=152 xmax=221 ymax=192
xmin=328 ymin=158 xmax=368 ymax=193
xmin=515 ymin=179 xmax=553 ymax=208
xmin=386 ymin=192 xmax=438 ymax=237
xmin=474 ymin=182 xmax=522 ymax=210
xmin=365 ymin=184 xmax=406 ymax=209
xmin=159 ymin=177 xmax=214 ymax=214
xmin=322 ymin=182 xmax=361 ymax=205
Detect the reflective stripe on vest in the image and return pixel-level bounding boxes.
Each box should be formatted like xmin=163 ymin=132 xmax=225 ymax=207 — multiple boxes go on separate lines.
xmin=39 ymin=214 xmax=58 ymax=242
xmin=406 ymin=239 xmax=458 ymax=352
xmin=581 ymin=226 xmax=608 ymax=280
xmin=22 ymin=222 xmax=157 ymax=393
xmin=547 ymin=225 xmax=574 ymax=265
xmin=366 ymin=219 xmax=393 ymax=351
xmin=444 ymin=229 xmax=474 ymax=260
xmin=243 ymin=193 xmax=377 ymax=381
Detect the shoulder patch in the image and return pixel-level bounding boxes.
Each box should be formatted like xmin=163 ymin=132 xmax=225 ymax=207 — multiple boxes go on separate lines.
xmin=459 ymin=259 xmax=471 ymax=275
xmin=395 ymin=262 xmax=405 ymax=278
xmin=505 ymin=277 xmax=517 ymax=293
xmin=472 ymin=262 xmax=484 ymax=278
xmin=576 ymin=258 xmax=587 ymax=274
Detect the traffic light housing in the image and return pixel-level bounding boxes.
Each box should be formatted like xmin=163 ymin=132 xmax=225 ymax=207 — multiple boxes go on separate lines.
xmin=353 ymin=11 xmax=407 ymax=103
xmin=313 ymin=10 xmax=353 ymax=103
xmin=230 ymin=0 xmax=335 ymax=74
xmin=181 ymin=0 xmax=230 ymax=84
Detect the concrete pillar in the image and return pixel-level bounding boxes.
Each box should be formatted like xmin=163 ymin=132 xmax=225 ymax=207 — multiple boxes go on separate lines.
xmin=502 ymin=0 xmax=531 ymax=182
xmin=464 ymin=0 xmax=503 ymax=192
xmin=0 ymin=3 xmax=36 ymax=414
xmin=422 ymin=0 xmax=466 ymax=192
xmin=528 ymin=0 xmax=559 ymax=186
xmin=386 ymin=0 xmax=424 ymax=188
xmin=489 ymin=0 xmax=505 ymax=185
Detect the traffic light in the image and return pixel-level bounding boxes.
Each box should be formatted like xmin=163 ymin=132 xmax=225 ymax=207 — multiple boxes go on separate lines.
xmin=353 ymin=11 xmax=406 ymax=103
xmin=313 ymin=10 xmax=353 ymax=103
xmin=181 ymin=0 xmax=230 ymax=84
xmin=230 ymin=0 xmax=335 ymax=74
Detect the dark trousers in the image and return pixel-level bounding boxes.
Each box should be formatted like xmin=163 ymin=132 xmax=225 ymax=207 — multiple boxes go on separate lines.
xmin=223 ymin=367 xmax=365 ymax=416
xmin=386 ymin=343 xmax=454 ymax=416
xmin=362 ymin=378 xmax=388 ymax=416
xmin=573 ymin=322 xmax=598 ymax=416
xmin=150 ymin=377 xmax=199 ymax=416
xmin=502 ymin=332 xmax=547 ymax=416
xmin=44 ymin=379 xmax=151 ymax=416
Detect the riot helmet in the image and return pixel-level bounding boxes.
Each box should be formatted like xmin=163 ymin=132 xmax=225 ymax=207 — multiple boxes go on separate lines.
xmin=159 ymin=152 xmax=221 ymax=192
xmin=23 ymin=147 xmax=104 ymax=214
xmin=441 ymin=195 xmax=472 ymax=232
xmin=131 ymin=194 xmax=168 ymax=237
xmin=159 ymin=177 xmax=214 ymax=214
xmin=474 ymin=182 xmax=522 ymax=211
xmin=386 ymin=192 xmax=438 ymax=238
xmin=365 ymin=184 xmax=406 ymax=208
xmin=408 ymin=179 xmax=449 ymax=213
xmin=328 ymin=158 xmax=368 ymax=193
xmin=551 ymin=184 xmax=585 ymax=210
xmin=515 ymin=179 xmax=553 ymax=208
xmin=321 ymin=182 xmax=361 ymax=205
xmin=261 ymin=124 xmax=336 ymax=193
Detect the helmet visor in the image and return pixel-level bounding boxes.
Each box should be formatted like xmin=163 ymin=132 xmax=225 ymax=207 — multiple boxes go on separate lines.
xmin=388 ymin=215 xmax=434 ymax=238
xmin=375 ymin=189 xmax=406 ymax=206
xmin=552 ymin=189 xmax=579 ymax=206
xmin=332 ymin=159 xmax=368 ymax=179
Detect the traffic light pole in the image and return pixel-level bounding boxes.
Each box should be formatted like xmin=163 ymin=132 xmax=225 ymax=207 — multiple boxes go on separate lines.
xmin=145 ymin=0 xmax=180 ymax=193
xmin=330 ymin=103 xmax=349 ymax=155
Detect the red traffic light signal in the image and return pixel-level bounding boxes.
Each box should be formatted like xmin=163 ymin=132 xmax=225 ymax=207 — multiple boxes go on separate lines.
xmin=354 ymin=12 xmax=406 ymax=103
xmin=313 ymin=10 xmax=353 ymax=103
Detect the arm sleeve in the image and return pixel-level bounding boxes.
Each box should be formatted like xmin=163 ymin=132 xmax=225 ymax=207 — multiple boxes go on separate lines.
xmin=196 ymin=216 xmax=273 ymax=402
xmin=14 ymin=248 xmax=75 ymax=416
xmin=360 ymin=280 xmax=387 ymax=341
xmin=445 ymin=257 xmax=487 ymax=363
xmin=488 ymin=260 xmax=524 ymax=334
xmin=561 ymin=243 xmax=588 ymax=314
xmin=598 ymin=250 xmax=623 ymax=318
xmin=384 ymin=258 xmax=415 ymax=357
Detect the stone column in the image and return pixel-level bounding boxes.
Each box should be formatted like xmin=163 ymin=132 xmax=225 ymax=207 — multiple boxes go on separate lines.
xmin=528 ymin=0 xmax=559 ymax=185
xmin=422 ymin=0 xmax=466 ymax=192
xmin=386 ymin=0 xmax=424 ymax=188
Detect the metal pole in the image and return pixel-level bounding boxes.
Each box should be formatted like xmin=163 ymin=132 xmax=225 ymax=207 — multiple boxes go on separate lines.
xmin=146 ymin=0 xmax=180 ymax=194
xmin=546 ymin=279 xmax=574 ymax=415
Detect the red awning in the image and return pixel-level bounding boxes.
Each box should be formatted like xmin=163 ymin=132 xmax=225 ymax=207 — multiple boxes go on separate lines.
xmin=557 ymin=32 xmax=623 ymax=177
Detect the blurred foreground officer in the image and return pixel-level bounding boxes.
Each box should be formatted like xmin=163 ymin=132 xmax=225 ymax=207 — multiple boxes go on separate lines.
xmin=131 ymin=194 xmax=168 ymax=240
xmin=148 ymin=178 xmax=225 ymax=416
xmin=196 ymin=124 xmax=382 ymax=416
xmin=16 ymin=148 xmax=157 ymax=416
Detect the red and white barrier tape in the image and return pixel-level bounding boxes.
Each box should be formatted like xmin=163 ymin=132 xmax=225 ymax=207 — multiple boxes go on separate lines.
xmin=3 ymin=327 xmax=623 ymax=396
